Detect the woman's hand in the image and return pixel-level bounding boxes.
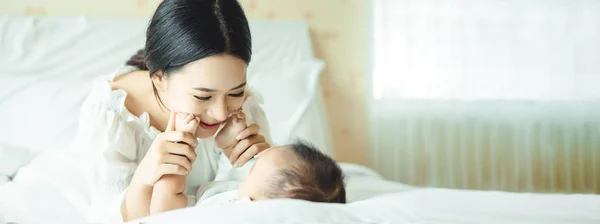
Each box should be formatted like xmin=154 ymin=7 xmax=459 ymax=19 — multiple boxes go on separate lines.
xmin=131 ymin=112 xmax=198 ymax=187
xmin=228 ymin=123 xmax=270 ymax=167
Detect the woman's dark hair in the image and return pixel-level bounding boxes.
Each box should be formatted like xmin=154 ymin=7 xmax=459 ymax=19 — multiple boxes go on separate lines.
xmin=126 ymin=0 xmax=252 ymax=76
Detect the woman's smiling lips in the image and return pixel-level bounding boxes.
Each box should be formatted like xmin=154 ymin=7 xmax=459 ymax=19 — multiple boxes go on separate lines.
xmin=200 ymin=121 xmax=220 ymax=130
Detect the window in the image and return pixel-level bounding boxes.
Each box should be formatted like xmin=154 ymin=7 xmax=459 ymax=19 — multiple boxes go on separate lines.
xmin=372 ymin=0 xmax=600 ymax=100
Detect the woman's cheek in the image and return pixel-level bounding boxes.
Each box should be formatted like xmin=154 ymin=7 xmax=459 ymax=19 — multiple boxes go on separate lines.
xmin=164 ymin=96 xmax=188 ymax=112
xmin=181 ymin=100 xmax=205 ymax=115
xmin=230 ymin=97 xmax=245 ymax=111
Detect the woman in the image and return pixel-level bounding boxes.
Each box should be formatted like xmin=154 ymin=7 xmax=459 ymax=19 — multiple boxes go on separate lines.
xmin=73 ymin=0 xmax=271 ymax=222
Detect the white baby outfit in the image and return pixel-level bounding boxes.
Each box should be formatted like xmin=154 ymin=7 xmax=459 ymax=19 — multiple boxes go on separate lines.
xmin=68 ymin=66 xmax=271 ymax=223
xmin=195 ymin=181 xmax=251 ymax=205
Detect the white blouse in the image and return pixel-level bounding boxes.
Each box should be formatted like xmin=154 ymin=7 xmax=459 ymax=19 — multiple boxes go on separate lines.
xmin=69 ymin=66 xmax=272 ymax=223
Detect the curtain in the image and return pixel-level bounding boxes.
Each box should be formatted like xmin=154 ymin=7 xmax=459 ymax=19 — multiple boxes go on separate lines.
xmin=373 ymin=0 xmax=600 ymax=100
xmin=370 ymin=0 xmax=600 ymax=193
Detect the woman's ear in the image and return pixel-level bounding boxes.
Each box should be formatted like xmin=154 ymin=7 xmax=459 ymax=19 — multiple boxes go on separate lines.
xmin=151 ymin=71 xmax=168 ymax=92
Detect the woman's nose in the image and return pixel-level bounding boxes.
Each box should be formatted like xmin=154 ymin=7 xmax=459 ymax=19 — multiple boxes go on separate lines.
xmin=208 ymin=101 xmax=229 ymax=122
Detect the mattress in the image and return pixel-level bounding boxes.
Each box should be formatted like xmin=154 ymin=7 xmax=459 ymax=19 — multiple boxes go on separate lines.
xmin=132 ymin=184 xmax=600 ymax=224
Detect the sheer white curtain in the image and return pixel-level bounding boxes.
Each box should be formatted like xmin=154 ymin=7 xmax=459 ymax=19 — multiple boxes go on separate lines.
xmin=370 ymin=0 xmax=600 ymax=192
xmin=373 ymin=0 xmax=600 ymax=100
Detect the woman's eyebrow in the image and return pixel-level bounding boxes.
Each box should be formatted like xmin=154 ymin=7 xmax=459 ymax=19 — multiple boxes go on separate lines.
xmin=194 ymin=82 xmax=246 ymax=92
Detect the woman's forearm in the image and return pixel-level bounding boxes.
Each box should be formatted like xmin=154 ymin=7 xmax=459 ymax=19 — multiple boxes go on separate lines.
xmin=122 ymin=181 xmax=153 ymax=222
xmin=150 ymin=175 xmax=188 ymax=214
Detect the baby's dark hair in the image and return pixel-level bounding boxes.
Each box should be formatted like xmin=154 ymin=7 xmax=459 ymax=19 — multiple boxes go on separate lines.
xmin=266 ymin=140 xmax=346 ymax=203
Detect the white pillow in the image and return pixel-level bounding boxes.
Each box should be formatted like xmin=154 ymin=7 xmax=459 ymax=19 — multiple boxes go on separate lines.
xmin=0 ymin=143 xmax=34 ymax=177
xmin=0 ymin=77 xmax=94 ymax=153
xmin=0 ymin=15 xmax=146 ymax=80
xmin=0 ymin=175 xmax=8 ymax=185
xmin=248 ymin=60 xmax=325 ymax=145
xmin=0 ymin=15 xmax=146 ymax=152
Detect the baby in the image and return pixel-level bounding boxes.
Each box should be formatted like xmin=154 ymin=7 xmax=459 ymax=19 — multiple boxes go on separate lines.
xmin=197 ymin=139 xmax=346 ymax=204
xmin=150 ymin=111 xmax=345 ymax=214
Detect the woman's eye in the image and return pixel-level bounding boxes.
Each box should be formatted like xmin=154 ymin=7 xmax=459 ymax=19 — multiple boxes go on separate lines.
xmin=194 ymin=95 xmax=211 ymax=101
xmin=229 ymin=91 xmax=245 ymax=98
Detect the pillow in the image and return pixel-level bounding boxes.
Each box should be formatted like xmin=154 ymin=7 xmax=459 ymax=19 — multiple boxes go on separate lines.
xmin=0 ymin=143 xmax=34 ymax=177
xmin=0 ymin=175 xmax=8 ymax=185
xmin=0 ymin=15 xmax=146 ymax=152
xmin=0 ymin=77 xmax=94 ymax=153
xmin=247 ymin=60 xmax=325 ymax=145
xmin=0 ymin=15 xmax=146 ymax=80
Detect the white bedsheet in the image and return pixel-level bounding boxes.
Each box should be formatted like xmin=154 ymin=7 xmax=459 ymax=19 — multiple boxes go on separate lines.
xmin=0 ymin=151 xmax=89 ymax=223
xmin=396 ymin=189 xmax=600 ymax=224
xmin=2 ymin=152 xmax=599 ymax=224
xmin=131 ymin=189 xmax=600 ymax=224
xmin=129 ymin=164 xmax=600 ymax=223
xmin=0 ymin=151 xmax=410 ymax=223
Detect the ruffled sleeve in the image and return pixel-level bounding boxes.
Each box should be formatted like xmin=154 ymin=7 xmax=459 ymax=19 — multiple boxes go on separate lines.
xmin=70 ymin=79 xmax=140 ymax=223
xmin=241 ymin=87 xmax=273 ymax=146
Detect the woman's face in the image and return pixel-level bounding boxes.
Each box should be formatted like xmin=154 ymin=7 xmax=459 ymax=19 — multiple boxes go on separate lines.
xmin=154 ymin=53 xmax=248 ymax=138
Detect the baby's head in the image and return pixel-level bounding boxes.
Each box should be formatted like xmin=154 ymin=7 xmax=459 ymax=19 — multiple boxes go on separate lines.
xmin=238 ymin=140 xmax=346 ymax=203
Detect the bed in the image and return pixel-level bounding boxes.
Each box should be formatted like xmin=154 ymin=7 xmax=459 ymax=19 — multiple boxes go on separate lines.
xmin=0 ymin=15 xmax=599 ymax=224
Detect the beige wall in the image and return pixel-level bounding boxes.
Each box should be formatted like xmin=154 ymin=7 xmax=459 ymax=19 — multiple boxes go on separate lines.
xmin=0 ymin=0 xmax=370 ymax=166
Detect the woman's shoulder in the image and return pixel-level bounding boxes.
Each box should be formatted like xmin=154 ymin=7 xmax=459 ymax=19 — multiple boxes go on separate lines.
xmin=78 ymin=66 xmax=159 ymax=137
xmin=85 ymin=66 xmax=139 ymax=106
xmin=81 ymin=67 xmax=123 ymax=111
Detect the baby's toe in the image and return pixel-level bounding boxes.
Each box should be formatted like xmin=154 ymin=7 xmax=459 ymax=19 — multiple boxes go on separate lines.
xmin=237 ymin=111 xmax=246 ymax=120
xmin=183 ymin=114 xmax=194 ymax=124
xmin=189 ymin=117 xmax=199 ymax=126
xmin=234 ymin=116 xmax=246 ymax=126
xmin=176 ymin=113 xmax=186 ymax=121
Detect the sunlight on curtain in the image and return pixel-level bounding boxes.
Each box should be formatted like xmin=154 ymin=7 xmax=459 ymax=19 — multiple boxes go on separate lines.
xmin=370 ymin=0 xmax=600 ymax=193
xmin=373 ymin=0 xmax=600 ymax=100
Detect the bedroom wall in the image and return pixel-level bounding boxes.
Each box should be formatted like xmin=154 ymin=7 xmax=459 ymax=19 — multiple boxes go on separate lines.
xmin=0 ymin=0 xmax=370 ymax=166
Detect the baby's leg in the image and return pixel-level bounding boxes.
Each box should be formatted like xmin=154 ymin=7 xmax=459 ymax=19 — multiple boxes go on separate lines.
xmin=176 ymin=113 xmax=199 ymax=134
xmin=214 ymin=111 xmax=247 ymax=154
xmin=150 ymin=113 xmax=198 ymax=214
xmin=150 ymin=174 xmax=188 ymax=214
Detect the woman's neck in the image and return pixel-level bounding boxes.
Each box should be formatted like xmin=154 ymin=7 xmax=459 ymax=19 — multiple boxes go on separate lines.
xmin=111 ymin=70 xmax=170 ymax=132
xmin=148 ymin=96 xmax=171 ymax=132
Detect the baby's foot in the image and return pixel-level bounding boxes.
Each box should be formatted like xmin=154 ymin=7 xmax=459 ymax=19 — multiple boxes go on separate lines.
xmin=214 ymin=111 xmax=247 ymax=149
xmin=175 ymin=113 xmax=199 ymax=134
